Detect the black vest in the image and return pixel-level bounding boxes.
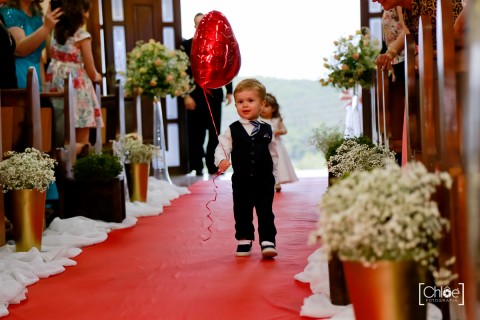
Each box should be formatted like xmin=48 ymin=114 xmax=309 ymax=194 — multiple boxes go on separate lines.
xmin=230 ymin=121 xmax=273 ymax=178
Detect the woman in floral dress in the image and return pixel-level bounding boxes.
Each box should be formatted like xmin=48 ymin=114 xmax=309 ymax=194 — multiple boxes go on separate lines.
xmin=45 ymin=0 xmax=103 ymax=155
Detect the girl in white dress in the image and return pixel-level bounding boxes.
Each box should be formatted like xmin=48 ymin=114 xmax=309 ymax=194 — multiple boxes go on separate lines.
xmin=261 ymin=93 xmax=298 ymax=192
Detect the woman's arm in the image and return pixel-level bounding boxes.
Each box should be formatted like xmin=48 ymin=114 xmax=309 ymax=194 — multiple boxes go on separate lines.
xmin=10 ymin=7 xmax=62 ymax=57
xmin=275 ymin=119 xmax=287 ymax=136
xmin=79 ymin=37 xmax=102 ymax=82
xmin=376 ymin=7 xmax=410 ymax=70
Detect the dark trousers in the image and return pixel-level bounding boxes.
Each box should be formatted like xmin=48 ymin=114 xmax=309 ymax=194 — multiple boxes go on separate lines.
xmin=186 ymin=101 xmax=221 ymax=174
xmin=232 ymin=174 xmax=277 ymax=244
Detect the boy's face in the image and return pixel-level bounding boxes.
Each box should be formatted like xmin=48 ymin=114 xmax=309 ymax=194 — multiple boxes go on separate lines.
xmin=234 ymin=89 xmax=266 ymax=121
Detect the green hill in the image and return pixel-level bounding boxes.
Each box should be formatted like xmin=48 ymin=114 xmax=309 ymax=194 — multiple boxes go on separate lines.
xmin=221 ymin=77 xmax=346 ymax=170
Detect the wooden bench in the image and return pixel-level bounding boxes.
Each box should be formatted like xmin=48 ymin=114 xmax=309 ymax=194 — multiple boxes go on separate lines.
xmin=434 ymin=0 xmax=473 ymax=318
xmin=0 ymin=68 xmax=44 ymax=244
xmin=463 ymin=0 xmax=480 ymax=316
xmin=403 ymin=33 xmax=422 ymax=163
xmin=0 ymin=68 xmax=43 ymax=153
xmin=417 ymin=15 xmax=439 ymax=172
xmin=374 ymin=67 xmax=388 ymax=147
xmin=93 ymin=80 xmax=128 ymax=151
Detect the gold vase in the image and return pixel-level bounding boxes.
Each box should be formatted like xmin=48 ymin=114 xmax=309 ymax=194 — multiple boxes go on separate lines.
xmin=343 ymin=260 xmax=427 ymax=320
xmin=7 ymin=189 xmax=46 ymax=252
xmin=125 ymin=162 xmax=150 ymax=202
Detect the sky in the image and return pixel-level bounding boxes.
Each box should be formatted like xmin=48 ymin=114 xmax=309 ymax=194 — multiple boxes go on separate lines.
xmin=180 ymin=0 xmax=361 ymax=81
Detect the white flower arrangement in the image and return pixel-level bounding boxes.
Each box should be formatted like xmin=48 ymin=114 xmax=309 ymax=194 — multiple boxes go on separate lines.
xmin=328 ymin=139 xmax=395 ymax=178
xmin=316 ymin=161 xmax=455 ymax=284
xmin=0 ymin=148 xmax=56 ymax=192
xmin=113 ymin=135 xmax=161 ymax=164
xmin=124 ymin=39 xmax=194 ymax=98
xmin=319 ymin=27 xmax=380 ymax=90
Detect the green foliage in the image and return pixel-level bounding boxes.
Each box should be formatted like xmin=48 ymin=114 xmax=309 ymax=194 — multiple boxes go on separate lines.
xmin=325 ymin=137 xmax=345 ymax=162
xmin=309 ymin=123 xmax=344 ymax=161
xmin=73 ymin=153 xmax=123 ymax=181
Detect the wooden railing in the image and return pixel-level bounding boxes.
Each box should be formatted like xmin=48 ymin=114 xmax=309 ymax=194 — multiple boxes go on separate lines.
xmin=370 ymin=0 xmax=477 ymax=318
xmin=0 ymin=68 xmax=44 ymax=245
xmin=0 ymin=71 xmax=126 ymax=241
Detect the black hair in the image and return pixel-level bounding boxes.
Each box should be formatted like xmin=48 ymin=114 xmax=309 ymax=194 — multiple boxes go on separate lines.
xmin=54 ymin=0 xmax=91 ymax=45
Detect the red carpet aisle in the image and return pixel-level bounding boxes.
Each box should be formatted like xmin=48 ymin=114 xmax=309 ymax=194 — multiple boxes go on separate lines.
xmin=6 ymin=177 xmax=326 ymax=320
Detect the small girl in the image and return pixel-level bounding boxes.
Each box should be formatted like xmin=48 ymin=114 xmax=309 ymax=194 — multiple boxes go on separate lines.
xmin=261 ymin=93 xmax=298 ymax=191
xmin=45 ymin=0 xmax=103 ymax=155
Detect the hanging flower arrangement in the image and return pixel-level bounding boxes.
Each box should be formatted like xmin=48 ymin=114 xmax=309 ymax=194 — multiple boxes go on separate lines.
xmin=124 ymin=39 xmax=194 ymax=98
xmin=319 ymin=27 xmax=380 ymax=90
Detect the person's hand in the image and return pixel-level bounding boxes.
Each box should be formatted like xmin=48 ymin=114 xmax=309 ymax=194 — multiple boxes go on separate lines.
xmin=225 ymin=93 xmax=233 ymax=106
xmin=376 ymin=53 xmax=394 ymax=70
xmin=184 ymin=95 xmax=196 ymax=110
xmin=218 ymin=159 xmax=231 ymax=172
xmin=94 ymin=72 xmax=102 ymax=83
xmin=44 ymin=7 xmax=63 ymax=31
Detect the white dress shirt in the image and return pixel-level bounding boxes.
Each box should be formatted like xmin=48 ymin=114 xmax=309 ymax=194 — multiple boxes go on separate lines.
xmin=214 ymin=117 xmax=279 ymax=180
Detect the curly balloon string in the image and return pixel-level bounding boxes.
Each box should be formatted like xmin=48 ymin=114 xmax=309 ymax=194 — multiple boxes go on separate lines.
xmin=202 ymin=172 xmax=220 ymax=241
xmin=202 ymin=89 xmax=228 ymax=241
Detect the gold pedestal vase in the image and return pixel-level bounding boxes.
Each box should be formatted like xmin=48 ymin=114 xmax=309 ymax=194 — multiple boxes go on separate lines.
xmin=343 ymin=260 xmax=427 ymax=320
xmin=7 ymin=189 xmax=46 ymax=252
xmin=125 ymin=162 xmax=150 ymax=202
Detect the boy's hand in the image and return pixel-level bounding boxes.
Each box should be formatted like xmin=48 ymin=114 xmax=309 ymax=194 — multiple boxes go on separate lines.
xmin=218 ymin=159 xmax=231 ymax=172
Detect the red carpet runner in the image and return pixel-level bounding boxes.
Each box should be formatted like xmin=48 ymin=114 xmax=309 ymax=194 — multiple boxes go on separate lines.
xmin=7 ymin=177 xmax=326 ymax=320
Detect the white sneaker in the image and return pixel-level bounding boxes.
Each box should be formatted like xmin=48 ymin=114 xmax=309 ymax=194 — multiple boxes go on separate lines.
xmin=261 ymin=241 xmax=277 ymax=258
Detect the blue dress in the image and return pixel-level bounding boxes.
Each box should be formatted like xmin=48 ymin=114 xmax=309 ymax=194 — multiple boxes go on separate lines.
xmin=0 ymin=7 xmax=44 ymax=90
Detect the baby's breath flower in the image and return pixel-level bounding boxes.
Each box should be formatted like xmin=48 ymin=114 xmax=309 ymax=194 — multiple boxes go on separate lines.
xmin=0 ymin=148 xmax=56 ymax=192
xmin=327 ymin=139 xmax=396 ymax=178
xmin=315 ymin=161 xmax=455 ymax=285
xmin=112 ymin=136 xmax=161 ymax=164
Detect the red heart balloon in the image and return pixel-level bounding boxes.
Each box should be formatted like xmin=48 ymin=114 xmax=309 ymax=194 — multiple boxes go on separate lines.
xmin=190 ymin=11 xmax=241 ymax=89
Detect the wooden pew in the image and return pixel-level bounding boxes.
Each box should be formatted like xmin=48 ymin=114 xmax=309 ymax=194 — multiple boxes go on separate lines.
xmin=93 ymin=80 xmax=127 ymax=150
xmin=92 ymin=80 xmax=129 ymax=151
xmin=0 ymin=68 xmax=44 ymax=242
xmin=40 ymin=74 xmax=76 ymax=219
xmin=464 ymin=0 xmax=480 ymax=314
xmin=403 ymin=34 xmax=422 ymax=162
xmin=417 ymin=15 xmax=439 ymax=172
xmin=0 ymin=68 xmax=43 ymax=152
xmin=375 ymin=67 xmax=388 ymax=147
xmin=435 ymin=0 xmax=474 ymax=319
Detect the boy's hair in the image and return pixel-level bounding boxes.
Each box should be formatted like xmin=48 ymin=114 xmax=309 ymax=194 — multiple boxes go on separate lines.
xmin=265 ymin=93 xmax=282 ymax=120
xmin=234 ymin=78 xmax=266 ymax=101
xmin=54 ymin=0 xmax=92 ymax=45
